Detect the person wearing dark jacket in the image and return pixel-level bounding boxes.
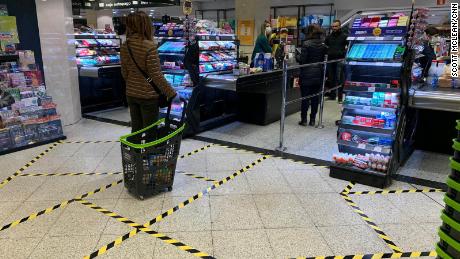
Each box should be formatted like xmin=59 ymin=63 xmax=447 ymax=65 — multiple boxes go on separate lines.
xmin=419 ymin=27 xmax=438 ymax=78
xmin=297 ymin=24 xmax=328 ymax=126
xmin=325 ymin=20 xmax=348 ymax=102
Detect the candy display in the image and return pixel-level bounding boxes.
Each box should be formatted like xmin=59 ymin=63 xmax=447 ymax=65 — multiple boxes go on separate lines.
xmin=198 ymin=34 xmax=237 ymax=75
xmin=0 ymin=52 xmax=63 ymax=151
xmin=347 ymin=43 xmax=405 ymax=61
xmin=352 ymin=16 xmax=409 ymax=29
xmin=339 ymin=131 xmax=393 ymax=148
xmin=74 ymin=34 xmax=120 ymax=68
xmin=158 ymin=41 xmax=186 ymax=53
xmin=333 ymin=152 xmax=391 ymax=172
xmin=155 ymin=23 xmax=185 ymax=37
xmin=344 ymin=92 xmax=400 ymax=108
xmin=199 ymin=41 xmax=236 ymax=51
xmin=342 ymin=112 xmax=397 ymax=129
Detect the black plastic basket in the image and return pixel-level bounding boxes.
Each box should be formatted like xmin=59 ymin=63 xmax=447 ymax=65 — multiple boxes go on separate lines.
xmin=120 ymin=99 xmax=187 ymax=200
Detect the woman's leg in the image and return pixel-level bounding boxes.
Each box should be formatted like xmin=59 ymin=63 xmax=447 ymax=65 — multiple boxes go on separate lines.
xmin=127 ymin=97 xmax=143 ymax=133
xmin=139 ymin=98 xmax=159 ymax=129
xmin=300 ymin=85 xmax=309 ymax=124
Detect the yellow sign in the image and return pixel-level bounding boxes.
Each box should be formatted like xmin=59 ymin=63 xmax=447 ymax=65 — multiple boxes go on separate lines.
xmin=0 ymin=16 xmax=18 ymax=43
xmin=373 ymin=27 xmax=382 ymax=37
xmin=237 ymin=20 xmax=254 ymax=46
xmin=183 ymin=0 xmax=192 ymax=16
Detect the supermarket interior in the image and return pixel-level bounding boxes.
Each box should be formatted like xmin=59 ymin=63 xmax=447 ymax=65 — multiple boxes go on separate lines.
xmin=0 ymin=0 xmax=459 ymax=258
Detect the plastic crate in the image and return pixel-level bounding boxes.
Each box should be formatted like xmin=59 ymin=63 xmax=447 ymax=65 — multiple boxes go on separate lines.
xmin=120 ymin=100 xmax=187 ymax=200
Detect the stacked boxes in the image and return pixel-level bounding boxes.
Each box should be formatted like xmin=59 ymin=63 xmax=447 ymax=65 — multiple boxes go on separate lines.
xmin=437 ymin=120 xmax=460 ymax=258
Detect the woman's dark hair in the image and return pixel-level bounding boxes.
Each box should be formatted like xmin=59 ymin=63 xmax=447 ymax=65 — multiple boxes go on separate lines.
xmin=305 ymin=24 xmax=324 ymax=40
xmin=126 ymin=11 xmax=153 ymax=40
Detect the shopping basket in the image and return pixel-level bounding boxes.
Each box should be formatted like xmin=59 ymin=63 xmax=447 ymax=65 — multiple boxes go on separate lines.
xmin=119 ymin=99 xmax=187 ymax=200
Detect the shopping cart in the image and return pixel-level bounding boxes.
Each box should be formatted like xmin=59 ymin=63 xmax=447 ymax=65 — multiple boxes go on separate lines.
xmin=119 ymin=99 xmax=187 ymax=200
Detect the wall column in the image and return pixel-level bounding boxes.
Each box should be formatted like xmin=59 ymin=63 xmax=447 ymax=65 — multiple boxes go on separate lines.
xmin=235 ymin=0 xmax=271 ymax=58
xmin=35 ymin=0 xmax=81 ymax=126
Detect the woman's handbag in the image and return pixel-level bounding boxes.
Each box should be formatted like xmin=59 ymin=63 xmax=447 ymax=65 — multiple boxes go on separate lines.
xmin=127 ymin=43 xmax=169 ymax=108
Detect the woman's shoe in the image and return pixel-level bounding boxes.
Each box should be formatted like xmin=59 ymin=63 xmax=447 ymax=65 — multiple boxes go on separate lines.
xmin=309 ymin=120 xmax=316 ymax=127
xmin=298 ymin=120 xmax=308 ymax=126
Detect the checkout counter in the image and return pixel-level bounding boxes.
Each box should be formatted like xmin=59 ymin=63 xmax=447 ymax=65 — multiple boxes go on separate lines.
xmin=409 ymin=84 xmax=460 ymax=154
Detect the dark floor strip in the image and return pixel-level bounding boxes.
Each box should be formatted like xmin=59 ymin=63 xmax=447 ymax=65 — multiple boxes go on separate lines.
xmin=82 ymin=114 xmax=131 ymax=127
xmin=392 ymin=174 xmax=447 ymax=191
xmin=191 ymin=135 xmax=332 ymax=167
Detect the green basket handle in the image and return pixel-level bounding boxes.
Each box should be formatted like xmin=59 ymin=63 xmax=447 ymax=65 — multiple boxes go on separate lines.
xmin=452 ymin=157 xmax=460 ymax=172
xmin=120 ymin=119 xmax=185 ymax=149
xmin=454 ymin=139 xmax=460 ymax=152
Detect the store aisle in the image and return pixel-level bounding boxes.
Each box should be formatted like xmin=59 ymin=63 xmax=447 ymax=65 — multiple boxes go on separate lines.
xmin=0 ymin=119 xmax=441 ymax=258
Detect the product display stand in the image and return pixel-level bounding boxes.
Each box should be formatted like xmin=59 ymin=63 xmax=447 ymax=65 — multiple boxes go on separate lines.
xmin=436 ymin=120 xmax=460 ymax=259
xmin=330 ymin=14 xmax=413 ymax=188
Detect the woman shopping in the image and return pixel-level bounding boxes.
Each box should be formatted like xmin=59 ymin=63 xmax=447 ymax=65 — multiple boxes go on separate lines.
xmin=251 ymin=22 xmax=273 ymax=67
xmin=297 ymin=24 xmax=327 ymax=127
xmin=120 ymin=11 xmax=176 ymax=133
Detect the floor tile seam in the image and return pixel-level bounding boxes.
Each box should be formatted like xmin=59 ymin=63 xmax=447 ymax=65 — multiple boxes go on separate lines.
xmin=311 ymin=223 xmax=339 ymax=255
xmin=382 ymin=192 xmax=440 ymax=221
xmin=249 ymin=192 xmax=279 ymax=257
xmin=207 ymin=186 xmax=215 ymax=257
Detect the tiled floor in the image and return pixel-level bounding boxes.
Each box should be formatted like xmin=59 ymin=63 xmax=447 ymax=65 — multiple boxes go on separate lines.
xmin=0 ymin=119 xmax=443 ymax=258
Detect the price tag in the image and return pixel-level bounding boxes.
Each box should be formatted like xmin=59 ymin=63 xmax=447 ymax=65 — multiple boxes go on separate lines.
xmin=358 ymin=143 xmax=366 ymax=149
xmin=368 ymin=87 xmax=376 ymax=92
xmin=374 ymin=146 xmax=383 ymax=152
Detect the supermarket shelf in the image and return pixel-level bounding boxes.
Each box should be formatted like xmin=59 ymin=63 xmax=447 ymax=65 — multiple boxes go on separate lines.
xmin=337 ymin=139 xmax=392 ymax=155
xmin=0 ymin=135 xmax=67 ymax=156
xmin=74 ymin=34 xmax=118 ymax=39
xmin=0 ymin=54 xmax=19 ymax=62
xmin=76 ymin=46 xmax=120 ymax=49
xmin=346 ymin=61 xmax=403 ymax=67
xmin=330 ymin=163 xmax=390 ymax=189
xmin=347 ymin=59 xmax=403 ymax=63
xmin=155 ymin=37 xmax=185 ymax=40
xmin=159 ymin=52 xmax=185 ymax=56
xmin=347 ymin=36 xmax=404 ymax=41
xmin=343 ymin=104 xmax=397 ymax=113
xmin=162 ymin=69 xmax=187 ymax=74
xmin=344 ymin=86 xmax=401 ymax=93
xmin=340 ymin=123 xmax=395 ymax=135
xmin=200 ymin=70 xmax=233 ymax=75
xmin=200 ymin=49 xmax=236 ymax=52
xmin=197 ymin=34 xmax=236 ymax=41
xmin=199 ymin=59 xmax=237 ymax=63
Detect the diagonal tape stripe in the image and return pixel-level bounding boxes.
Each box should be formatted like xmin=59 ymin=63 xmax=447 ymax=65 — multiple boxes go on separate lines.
xmin=19 ymin=172 xmax=123 ymax=177
xmin=0 ymin=180 xmax=122 ymax=232
xmin=0 ymin=142 xmax=60 ymax=189
xmin=85 ymin=155 xmax=269 ymax=259
xmin=179 ymin=144 xmax=214 ymax=159
xmin=348 ymin=189 xmax=444 ymax=195
xmin=341 ymin=182 xmax=356 ymax=195
xmin=292 ymin=250 xmax=436 ymax=259
xmin=77 ymin=199 xmax=214 ymax=259
xmin=340 ymin=193 xmax=403 ymax=253
xmin=177 ymin=171 xmax=218 ymax=182
xmin=59 ymin=140 xmax=120 ymax=144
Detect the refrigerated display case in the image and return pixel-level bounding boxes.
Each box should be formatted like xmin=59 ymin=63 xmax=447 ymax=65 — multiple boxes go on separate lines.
xmin=74 ymin=34 xmax=125 ymax=113
xmin=330 ymin=14 xmax=414 ymax=188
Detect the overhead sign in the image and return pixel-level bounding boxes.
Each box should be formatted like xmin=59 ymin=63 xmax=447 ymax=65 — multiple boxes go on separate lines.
xmin=237 ymin=20 xmax=255 ymax=46
xmin=72 ymin=0 xmax=179 ymax=10
xmin=183 ymin=0 xmax=192 ymax=15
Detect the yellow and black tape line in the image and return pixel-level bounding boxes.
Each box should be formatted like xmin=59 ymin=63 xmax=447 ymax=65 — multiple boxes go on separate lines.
xmin=0 ymin=142 xmax=60 ymax=189
xmin=179 ymin=144 xmax=214 ymax=159
xmin=0 ymin=179 xmax=122 ymax=232
xmin=177 ymin=171 xmax=217 ymax=183
xmin=86 ymin=155 xmax=269 ymax=258
xmin=59 ymin=140 xmax=120 ymax=144
xmin=76 ymin=199 xmax=215 ymax=259
xmin=293 ymin=250 xmax=436 ymax=259
xmin=341 ymin=181 xmax=356 ymax=195
xmin=348 ymin=188 xmax=444 ymax=195
xmin=341 ymin=193 xmax=403 ymax=253
xmin=19 ymin=172 xmax=123 ymax=177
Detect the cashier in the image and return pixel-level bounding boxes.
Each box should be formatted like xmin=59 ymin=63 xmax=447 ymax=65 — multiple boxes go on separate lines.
xmin=251 ymin=22 xmax=273 ymax=67
xmin=420 ymin=26 xmax=438 ymax=78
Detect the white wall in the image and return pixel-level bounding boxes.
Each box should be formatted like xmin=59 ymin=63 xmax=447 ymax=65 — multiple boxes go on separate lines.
xmin=97 ymin=9 xmax=114 ymax=30
xmin=35 ymin=0 xmax=81 ymax=126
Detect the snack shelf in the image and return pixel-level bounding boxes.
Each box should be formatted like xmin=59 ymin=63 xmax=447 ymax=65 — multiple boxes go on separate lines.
xmin=74 ymin=34 xmax=118 ymax=39
xmin=199 ymin=59 xmax=237 ymax=63
xmin=162 ymin=69 xmax=188 ymax=74
xmin=76 ymin=46 xmax=120 ymax=49
xmin=344 ymin=86 xmax=401 ymax=93
xmin=347 ymin=36 xmax=404 ymax=41
xmin=159 ymin=52 xmax=185 ymax=56
xmin=337 ymin=139 xmax=392 ymax=155
xmin=199 ymin=49 xmax=236 ymax=52
xmin=346 ymin=61 xmax=403 ymax=67
xmin=340 ymin=123 xmax=395 ymax=137
xmin=343 ymin=104 xmax=397 ymax=113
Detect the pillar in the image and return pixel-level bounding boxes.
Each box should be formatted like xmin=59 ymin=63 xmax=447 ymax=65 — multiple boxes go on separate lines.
xmin=235 ymin=0 xmax=271 ymax=59
xmin=35 ymin=0 xmax=81 ymax=126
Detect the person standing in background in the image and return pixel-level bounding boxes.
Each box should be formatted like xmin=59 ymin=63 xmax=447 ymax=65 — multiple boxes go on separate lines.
xmin=325 ymin=19 xmax=348 ymax=102
xmin=251 ymin=21 xmax=273 ymax=67
xmin=121 ymin=11 xmax=176 ymax=134
xmin=297 ymin=24 xmax=328 ymax=126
